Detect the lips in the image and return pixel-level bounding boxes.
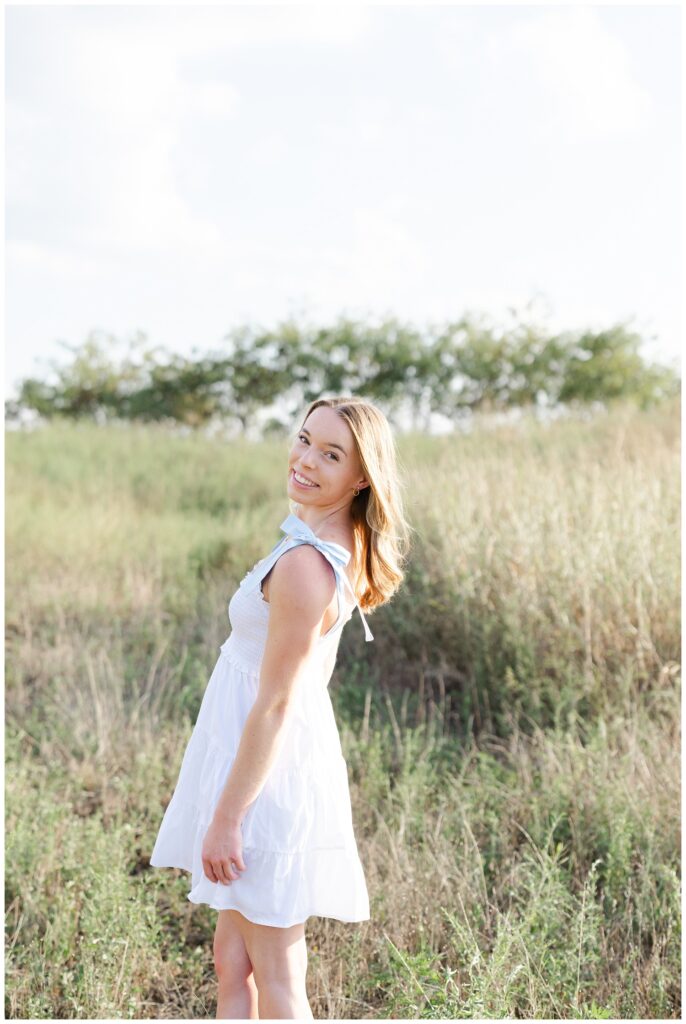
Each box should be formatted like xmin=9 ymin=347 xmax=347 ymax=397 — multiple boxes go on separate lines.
xmin=291 ymin=468 xmax=319 ymax=488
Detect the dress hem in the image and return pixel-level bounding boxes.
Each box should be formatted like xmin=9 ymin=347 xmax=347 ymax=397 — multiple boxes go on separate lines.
xmin=186 ymin=891 xmax=371 ymax=927
xmin=149 ymin=856 xmax=370 ymax=927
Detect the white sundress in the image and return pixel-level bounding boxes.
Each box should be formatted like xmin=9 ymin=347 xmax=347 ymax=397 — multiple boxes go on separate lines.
xmin=149 ymin=511 xmax=374 ymax=927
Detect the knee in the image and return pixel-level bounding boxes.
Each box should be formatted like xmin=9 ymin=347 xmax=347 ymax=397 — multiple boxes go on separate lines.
xmin=251 ymin=958 xmax=306 ymax=993
xmin=213 ymin=935 xmax=254 ymax=987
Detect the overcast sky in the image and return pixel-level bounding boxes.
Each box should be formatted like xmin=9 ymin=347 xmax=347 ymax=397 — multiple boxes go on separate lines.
xmin=5 ymin=3 xmax=682 ymax=400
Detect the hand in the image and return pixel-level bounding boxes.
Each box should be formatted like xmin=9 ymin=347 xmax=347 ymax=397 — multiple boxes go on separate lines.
xmin=201 ymin=817 xmax=247 ymax=885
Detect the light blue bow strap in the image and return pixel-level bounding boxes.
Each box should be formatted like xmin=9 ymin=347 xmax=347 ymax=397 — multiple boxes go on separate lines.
xmin=279 ymin=513 xmax=349 ymax=573
xmin=279 ymin=514 xmax=374 ymax=642
xmin=340 ymin=575 xmax=375 ymax=642
xmin=241 ymin=513 xmax=374 ymax=641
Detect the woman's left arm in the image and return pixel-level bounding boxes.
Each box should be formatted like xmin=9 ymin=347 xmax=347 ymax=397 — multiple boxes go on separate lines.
xmin=201 ymin=544 xmax=335 ymax=885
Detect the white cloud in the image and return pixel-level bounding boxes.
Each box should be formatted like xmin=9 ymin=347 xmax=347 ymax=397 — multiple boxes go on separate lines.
xmin=486 ymin=6 xmax=653 ymax=143
xmin=7 ymin=240 xmax=100 ymax=282
xmin=192 ymin=5 xmax=371 ymax=48
xmin=182 ymin=81 xmax=240 ymax=120
xmin=350 ymin=206 xmax=427 ymax=291
xmin=7 ymin=18 xmax=232 ymax=255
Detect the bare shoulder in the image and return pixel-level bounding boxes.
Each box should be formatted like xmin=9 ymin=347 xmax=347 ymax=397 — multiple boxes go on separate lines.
xmin=268 ymin=544 xmax=336 ymax=611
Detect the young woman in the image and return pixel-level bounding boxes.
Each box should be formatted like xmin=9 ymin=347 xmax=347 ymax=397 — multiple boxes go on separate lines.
xmin=150 ymin=396 xmax=410 ymax=1019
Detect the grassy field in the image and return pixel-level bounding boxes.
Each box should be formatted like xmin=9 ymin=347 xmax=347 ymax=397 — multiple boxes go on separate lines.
xmin=4 ymin=398 xmax=680 ymax=1019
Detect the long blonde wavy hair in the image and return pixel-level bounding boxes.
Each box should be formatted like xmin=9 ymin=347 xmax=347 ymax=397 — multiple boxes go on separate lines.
xmin=288 ymin=396 xmax=412 ymax=613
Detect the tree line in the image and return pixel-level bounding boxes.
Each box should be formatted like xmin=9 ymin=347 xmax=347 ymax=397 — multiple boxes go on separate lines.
xmin=6 ymin=311 xmax=679 ymax=433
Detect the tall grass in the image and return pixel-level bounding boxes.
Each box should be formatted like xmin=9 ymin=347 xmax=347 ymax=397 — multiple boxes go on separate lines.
xmin=5 ymin=398 xmax=680 ymax=1018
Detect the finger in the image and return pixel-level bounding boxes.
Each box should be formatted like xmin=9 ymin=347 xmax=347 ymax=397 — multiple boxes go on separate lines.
xmin=228 ymin=840 xmax=247 ymax=873
xmin=202 ymin=858 xmax=219 ymax=884
xmin=227 ymin=858 xmax=243 ymax=881
xmin=216 ymin=860 xmax=233 ymax=885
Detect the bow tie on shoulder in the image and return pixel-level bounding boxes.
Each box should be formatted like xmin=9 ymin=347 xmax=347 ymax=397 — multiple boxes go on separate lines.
xmin=240 ymin=511 xmax=374 ymax=641
xmin=279 ymin=514 xmax=373 ymax=640
xmin=279 ymin=513 xmax=351 ymax=570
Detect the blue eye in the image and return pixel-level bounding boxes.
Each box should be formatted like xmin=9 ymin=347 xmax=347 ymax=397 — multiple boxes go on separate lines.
xmin=298 ymin=434 xmax=338 ymax=461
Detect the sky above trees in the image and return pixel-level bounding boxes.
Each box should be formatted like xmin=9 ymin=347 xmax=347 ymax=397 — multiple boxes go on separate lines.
xmin=5 ymin=4 xmax=681 ymax=399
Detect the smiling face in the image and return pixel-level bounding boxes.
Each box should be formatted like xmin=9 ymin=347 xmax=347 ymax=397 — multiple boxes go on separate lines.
xmin=287 ymin=406 xmax=369 ymax=509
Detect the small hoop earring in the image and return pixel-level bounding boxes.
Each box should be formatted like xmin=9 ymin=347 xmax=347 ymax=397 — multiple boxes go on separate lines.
xmin=353 ymin=487 xmax=360 ymax=497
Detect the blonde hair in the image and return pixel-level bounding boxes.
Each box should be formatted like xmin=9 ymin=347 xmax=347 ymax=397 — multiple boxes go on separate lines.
xmin=289 ymin=396 xmax=412 ymax=613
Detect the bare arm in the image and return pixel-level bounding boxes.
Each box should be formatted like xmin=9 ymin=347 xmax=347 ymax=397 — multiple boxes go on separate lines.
xmin=211 ymin=544 xmax=337 ymax=827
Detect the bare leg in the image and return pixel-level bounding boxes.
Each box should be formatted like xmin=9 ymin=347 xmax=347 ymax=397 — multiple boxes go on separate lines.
xmin=214 ymin=910 xmax=259 ymax=1019
xmin=223 ymin=909 xmax=314 ymax=1019
xmin=258 ymin=981 xmax=313 ymax=1020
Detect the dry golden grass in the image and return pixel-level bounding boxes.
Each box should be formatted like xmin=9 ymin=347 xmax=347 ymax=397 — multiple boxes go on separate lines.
xmin=5 ymin=398 xmax=680 ymax=1018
